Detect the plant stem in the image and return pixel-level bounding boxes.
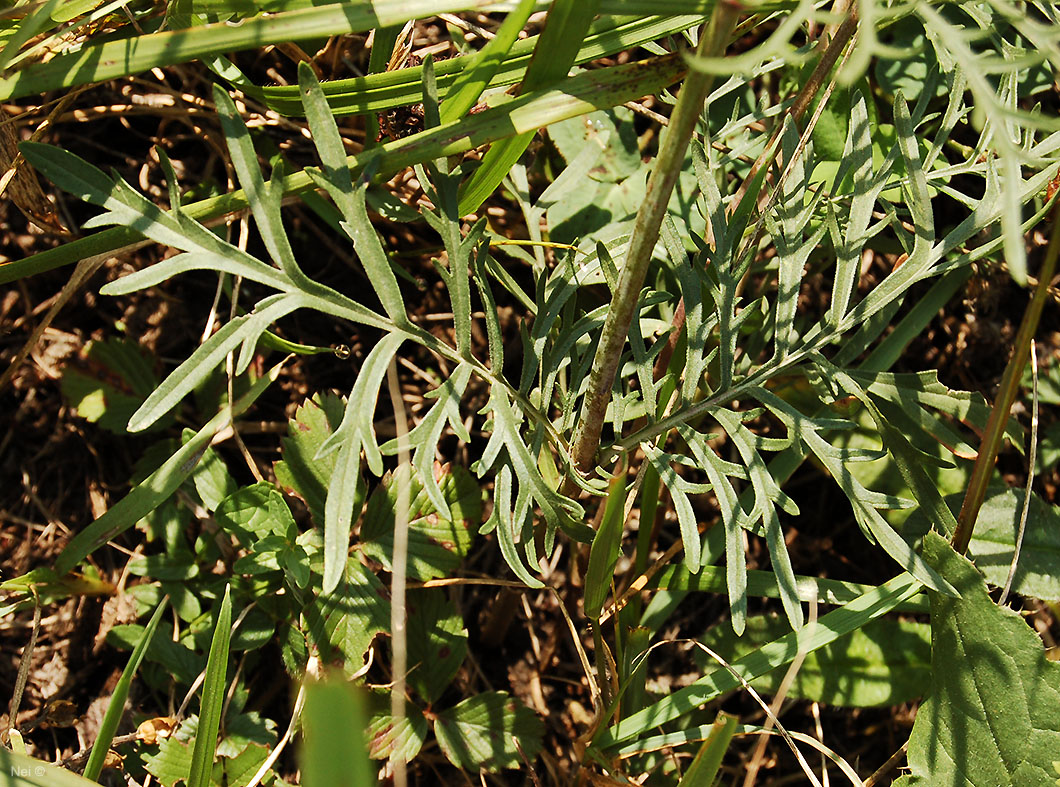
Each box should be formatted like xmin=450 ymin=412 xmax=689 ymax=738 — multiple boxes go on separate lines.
xmin=952 ymin=201 xmax=1060 ymax=554
xmin=569 ymin=4 xmax=740 ymax=476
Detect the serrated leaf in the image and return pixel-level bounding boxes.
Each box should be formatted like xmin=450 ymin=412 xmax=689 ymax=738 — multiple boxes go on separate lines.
xmin=274 ymin=393 xmax=347 ymax=525
xmin=433 ymin=692 xmax=543 ymax=772
xmin=61 ymin=338 xmax=162 ymax=434
xmin=900 ymin=532 xmax=1060 ymax=785
xmin=214 ymin=482 xmax=296 ymax=547
xmin=308 ymin=559 xmax=390 ymax=677
xmin=696 ymin=614 xmax=930 ymax=707
xmin=189 ymin=441 xmax=237 ymax=513
xmin=366 ymin=709 xmax=427 ymax=763
xmin=402 ymin=589 xmax=468 ymax=705
xmin=949 ymin=487 xmax=1060 ymax=602
xmin=360 ymin=463 xmax=479 ymax=581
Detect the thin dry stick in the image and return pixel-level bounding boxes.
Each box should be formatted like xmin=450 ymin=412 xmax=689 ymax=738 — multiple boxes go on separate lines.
xmin=1000 ymin=339 xmax=1039 ymax=606
xmin=386 ymin=359 xmax=412 ymax=787
xmin=2 ymin=589 xmax=40 ymax=744
xmin=742 ymin=599 xmax=819 ymax=786
xmin=245 ymin=680 xmax=307 ymax=787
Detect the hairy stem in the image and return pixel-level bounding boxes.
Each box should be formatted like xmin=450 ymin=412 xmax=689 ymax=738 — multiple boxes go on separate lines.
xmin=569 ymin=4 xmax=740 ymax=476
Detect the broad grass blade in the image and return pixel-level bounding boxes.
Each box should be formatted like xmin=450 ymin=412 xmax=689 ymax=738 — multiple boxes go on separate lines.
xmin=301 ymin=677 xmax=372 ymax=787
xmin=54 ymin=361 xmax=284 ymax=574
xmin=187 ymin=586 xmax=233 ymax=787
xmin=82 ymin=599 xmax=168 ymax=782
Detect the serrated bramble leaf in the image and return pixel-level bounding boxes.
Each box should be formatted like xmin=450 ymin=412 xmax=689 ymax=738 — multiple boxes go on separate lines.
xmin=366 ymin=709 xmax=428 ymax=763
xmin=360 ymin=463 xmax=479 ymax=581
xmin=403 ymin=589 xmax=468 ymax=705
xmin=274 ymin=394 xmax=347 ymax=524
xmin=434 ymin=692 xmax=543 ymax=772
xmin=308 ymin=559 xmax=390 ymax=677
xmin=215 ymin=482 xmax=296 ymax=547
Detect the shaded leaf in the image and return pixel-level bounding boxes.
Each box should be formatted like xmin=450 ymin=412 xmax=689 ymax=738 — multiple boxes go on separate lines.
xmin=274 ymin=394 xmax=346 ymax=524
xmin=696 ymin=614 xmax=930 ymax=707
xmin=898 ymin=532 xmax=1060 ymax=785
xmin=360 ymin=463 xmax=480 ymax=581
xmin=434 ymin=692 xmax=543 ymax=772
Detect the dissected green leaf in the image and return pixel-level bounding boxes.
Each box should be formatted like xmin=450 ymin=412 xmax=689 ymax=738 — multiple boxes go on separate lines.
xmin=897 ymin=532 xmax=1060 ymax=785
xmin=360 ymin=464 xmax=480 ymax=581
xmin=433 ymin=692 xmax=543 ymax=772
xmin=696 ymin=614 xmax=930 ymax=707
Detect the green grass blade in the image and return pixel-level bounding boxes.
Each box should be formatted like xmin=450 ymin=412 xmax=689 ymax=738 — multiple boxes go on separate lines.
xmin=0 ymin=748 xmax=101 ymax=786
xmin=676 ymin=712 xmax=738 ymax=787
xmin=457 ymin=0 xmax=601 ymax=214
xmin=83 ymin=599 xmax=168 ymax=782
xmin=301 ymin=677 xmax=373 ymax=787
xmin=7 ymin=53 xmax=683 ymax=286
xmin=584 ymin=465 xmax=627 ymax=619
xmin=439 ymin=0 xmax=535 ymax=124
xmin=0 ymin=0 xmax=62 ymax=73
xmin=595 ymin=572 xmax=923 ymax=750
xmin=187 ymin=586 xmax=232 ymax=787
xmin=0 ymin=0 xmax=498 ymax=101
xmin=650 ymin=564 xmax=929 ymax=614
xmin=53 ymin=361 xmax=284 ymax=575
xmin=255 ymin=14 xmax=702 ymax=116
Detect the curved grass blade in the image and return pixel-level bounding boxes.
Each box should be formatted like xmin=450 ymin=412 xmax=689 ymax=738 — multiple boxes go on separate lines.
xmin=54 ymin=361 xmax=284 ymax=575
xmin=457 ymin=0 xmax=601 ymax=215
xmin=584 ymin=464 xmax=627 ymax=619
xmin=83 ymin=599 xmax=168 ymax=782
xmin=0 ymin=748 xmax=100 ymax=786
xmin=187 ymin=585 xmax=232 ymax=787
xmin=0 ymin=0 xmax=500 ymax=101
xmin=8 ymin=54 xmax=685 ymax=285
xmin=439 ymin=0 xmax=535 ymax=125
xmin=596 ymin=572 xmax=924 ymax=750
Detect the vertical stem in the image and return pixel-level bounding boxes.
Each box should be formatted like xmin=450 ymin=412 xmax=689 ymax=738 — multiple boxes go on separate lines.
xmin=386 ymin=360 xmax=411 ymax=787
xmin=569 ymin=3 xmax=740 ymax=475
xmin=952 ymin=204 xmax=1060 ymax=554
